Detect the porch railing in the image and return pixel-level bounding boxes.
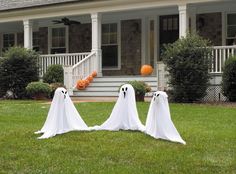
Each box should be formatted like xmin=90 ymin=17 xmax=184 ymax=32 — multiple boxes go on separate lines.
xmin=63 ymin=52 xmax=97 ymax=95
xmin=38 ymin=52 xmax=90 ymax=77
xmin=210 ymin=45 xmax=236 ymax=73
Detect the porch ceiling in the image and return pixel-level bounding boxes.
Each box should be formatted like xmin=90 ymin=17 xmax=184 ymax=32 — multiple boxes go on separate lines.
xmin=0 ymin=0 xmax=227 ymax=23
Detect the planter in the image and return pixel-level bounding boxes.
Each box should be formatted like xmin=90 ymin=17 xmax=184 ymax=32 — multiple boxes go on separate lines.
xmin=136 ymin=94 xmax=145 ymax=102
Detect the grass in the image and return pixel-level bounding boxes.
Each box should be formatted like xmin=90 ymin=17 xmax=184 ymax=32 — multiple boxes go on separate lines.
xmin=0 ymin=100 xmax=235 ymax=174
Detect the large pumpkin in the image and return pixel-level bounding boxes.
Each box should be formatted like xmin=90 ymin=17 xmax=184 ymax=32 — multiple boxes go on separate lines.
xmin=87 ymin=75 xmax=93 ymax=83
xmin=140 ymin=65 xmax=153 ymax=76
xmin=84 ymin=79 xmax=90 ymax=87
xmin=91 ymin=71 xmax=97 ymax=77
xmin=76 ymin=80 xmax=86 ymax=90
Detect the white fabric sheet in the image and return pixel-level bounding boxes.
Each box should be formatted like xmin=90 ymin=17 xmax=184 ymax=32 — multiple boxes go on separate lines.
xmin=91 ymin=84 xmax=145 ymax=131
xmin=145 ymin=91 xmax=186 ymax=144
xmin=35 ymin=87 xmax=89 ymax=139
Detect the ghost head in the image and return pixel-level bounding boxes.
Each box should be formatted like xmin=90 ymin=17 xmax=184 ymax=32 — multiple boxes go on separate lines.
xmin=145 ymin=91 xmax=186 ymax=144
xmin=92 ymin=84 xmax=145 ymax=131
xmin=35 ymin=87 xmax=88 ymax=139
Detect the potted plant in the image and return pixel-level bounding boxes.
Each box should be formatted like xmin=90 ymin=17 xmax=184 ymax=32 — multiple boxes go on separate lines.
xmin=127 ymin=80 xmax=151 ymax=101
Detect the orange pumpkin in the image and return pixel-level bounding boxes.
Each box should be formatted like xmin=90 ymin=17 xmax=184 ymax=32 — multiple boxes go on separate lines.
xmin=76 ymin=80 xmax=86 ymax=90
xmin=87 ymin=75 xmax=93 ymax=82
xmin=140 ymin=65 xmax=153 ymax=76
xmin=91 ymin=71 xmax=97 ymax=77
xmin=84 ymin=79 xmax=90 ymax=87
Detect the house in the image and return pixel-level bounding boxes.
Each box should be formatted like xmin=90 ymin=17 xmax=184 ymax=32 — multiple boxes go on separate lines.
xmin=0 ymin=0 xmax=235 ymax=100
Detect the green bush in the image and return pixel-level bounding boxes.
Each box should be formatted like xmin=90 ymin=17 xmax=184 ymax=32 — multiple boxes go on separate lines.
xmin=50 ymin=82 xmax=66 ymax=98
xmin=0 ymin=47 xmax=39 ymax=99
xmin=162 ymin=34 xmax=211 ymax=102
xmin=43 ymin=64 xmax=64 ymax=84
xmin=26 ymin=82 xmax=51 ymax=99
xmin=222 ymin=56 xmax=236 ymax=102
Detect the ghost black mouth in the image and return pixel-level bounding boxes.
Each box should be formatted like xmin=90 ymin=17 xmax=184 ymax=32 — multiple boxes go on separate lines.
xmin=153 ymin=93 xmax=160 ymax=101
xmin=121 ymin=87 xmax=128 ymax=98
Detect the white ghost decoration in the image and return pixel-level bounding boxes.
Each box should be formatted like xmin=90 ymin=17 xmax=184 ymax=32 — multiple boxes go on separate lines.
xmin=35 ymin=87 xmax=89 ymax=139
xmin=145 ymin=91 xmax=186 ymax=144
xmin=92 ymin=84 xmax=145 ymax=131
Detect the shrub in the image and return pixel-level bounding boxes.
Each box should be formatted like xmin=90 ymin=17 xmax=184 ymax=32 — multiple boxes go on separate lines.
xmin=162 ymin=34 xmax=211 ymax=102
xmin=26 ymin=82 xmax=51 ymax=99
xmin=0 ymin=47 xmax=39 ymax=99
xmin=50 ymin=82 xmax=66 ymax=98
xmin=222 ymin=56 xmax=236 ymax=102
xmin=43 ymin=64 xmax=64 ymax=84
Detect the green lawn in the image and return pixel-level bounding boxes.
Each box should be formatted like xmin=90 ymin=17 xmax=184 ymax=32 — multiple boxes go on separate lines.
xmin=0 ymin=100 xmax=235 ymax=174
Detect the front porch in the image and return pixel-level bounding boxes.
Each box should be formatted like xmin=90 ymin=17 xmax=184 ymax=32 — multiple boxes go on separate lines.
xmin=0 ymin=0 xmax=235 ymax=98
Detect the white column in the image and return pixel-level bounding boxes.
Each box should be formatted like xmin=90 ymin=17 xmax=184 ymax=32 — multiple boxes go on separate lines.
xmin=23 ymin=19 xmax=33 ymax=49
xmin=91 ymin=13 xmax=102 ymax=76
xmin=178 ymin=5 xmax=188 ymax=38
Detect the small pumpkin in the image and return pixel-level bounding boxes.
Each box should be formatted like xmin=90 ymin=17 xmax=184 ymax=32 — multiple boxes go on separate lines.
xmin=84 ymin=79 xmax=90 ymax=87
xmin=91 ymin=71 xmax=97 ymax=77
xmin=87 ymin=75 xmax=93 ymax=82
xmin=76 ymin=80 xmax=86 ymax=90
xmin=140 ymin=65 xmax=153 ymax=76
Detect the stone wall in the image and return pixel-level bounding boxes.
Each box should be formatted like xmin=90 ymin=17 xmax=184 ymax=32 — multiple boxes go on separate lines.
xmin=103 ymin=19 xmax=141 ymax=76
xmin=69 ymin=23 xmax=91 ymax=53
xmin=196 ymin=12 xmax=222 ymax=46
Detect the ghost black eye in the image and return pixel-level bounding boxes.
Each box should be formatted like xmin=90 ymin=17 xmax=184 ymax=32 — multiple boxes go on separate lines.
xmin=61 ymin=91 xmax=64 ymax=94
xmin=65 ymin=91 xmax=67 ymax=94
xmin=122 ymin=88 xmax=124 ymax=91
xmin=156 ymin=94 xmax=160 ymax=97
xmin=125 ymin=87 xmax=128 ymax=91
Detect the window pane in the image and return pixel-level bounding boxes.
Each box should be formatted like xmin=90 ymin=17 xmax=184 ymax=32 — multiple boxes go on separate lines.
xmin=110 ymin=33 xmax=117 ymax=44
xmin=227 ymin=26 xmax=236 ymax=37
xmin=173 ymin=18 xmax=178 ymax=30
xmin=168 ymin=18 xmax=172 ymax=30
xmin=102 ymin=45 xmax=118 ymax=67
xmin=110 ymin=23 xmax=117 ymax=33
xmin=102 ymin=24 xmax=109 ymax=33
xmin=102 ymin=33 xmax=109 ymax=44
xmin=163 ymin=19 xmax=167 ymax=31
xmin=228 ymin=14 xmax=236 ymax=25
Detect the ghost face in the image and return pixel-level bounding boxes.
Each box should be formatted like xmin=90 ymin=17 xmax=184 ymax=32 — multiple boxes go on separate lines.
xmin=119 ymin=84 xmax=134 ymax=100
xmin=153 ymin=92 xmax=160 ymax=102
xmin=54 ymin=87 xmax=68 ymax=100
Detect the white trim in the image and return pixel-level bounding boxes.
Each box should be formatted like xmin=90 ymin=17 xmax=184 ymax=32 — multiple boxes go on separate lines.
xmin=48 ymin=25 xmax=69 ymax=54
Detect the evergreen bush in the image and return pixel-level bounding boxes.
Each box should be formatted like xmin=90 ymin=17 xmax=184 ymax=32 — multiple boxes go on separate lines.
xmin=0 ymin=47 xmax=39 ymax=98
xmin=162 ymin=34 xmax=212 ymax=102
xmin=43 ymin=64 xmax=64 ymax=84
xmin=222 ymin=56 xmax=236 ymax=102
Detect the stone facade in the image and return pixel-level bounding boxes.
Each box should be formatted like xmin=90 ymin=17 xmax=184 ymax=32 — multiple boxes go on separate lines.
xmin=196 ymin=12 xmax=222 ymax=46
xmin=103 ymin=19 xmax=142 ymax=76
xmin=69 ymin=23 xmax=91 ymax=53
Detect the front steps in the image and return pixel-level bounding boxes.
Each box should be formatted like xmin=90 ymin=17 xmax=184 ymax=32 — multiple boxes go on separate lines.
xmin=73 ymin=76 xmax=157 ymax=97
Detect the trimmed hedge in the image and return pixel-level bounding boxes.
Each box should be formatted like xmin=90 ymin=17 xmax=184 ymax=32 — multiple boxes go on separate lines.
xmin=26 ymin=82 xmax=51 ymax=99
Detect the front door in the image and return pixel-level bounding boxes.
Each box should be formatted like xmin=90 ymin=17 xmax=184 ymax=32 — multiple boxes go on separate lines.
xmin=159 ymin=15 xmax=179 ymax=58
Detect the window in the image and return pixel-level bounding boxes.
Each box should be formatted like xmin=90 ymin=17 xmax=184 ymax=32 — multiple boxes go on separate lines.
xmin=102 ymin=23 xmax=118 ymax=68
xmin=227 ymin=13 xmax=236 ymax=45
xmin=33 ymin=32 xmax=40 ymax=52
xmin=3 ymin=33 xmax=15 ymax=52
xmin=50 ymin=27 xmax=67 ymax=54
